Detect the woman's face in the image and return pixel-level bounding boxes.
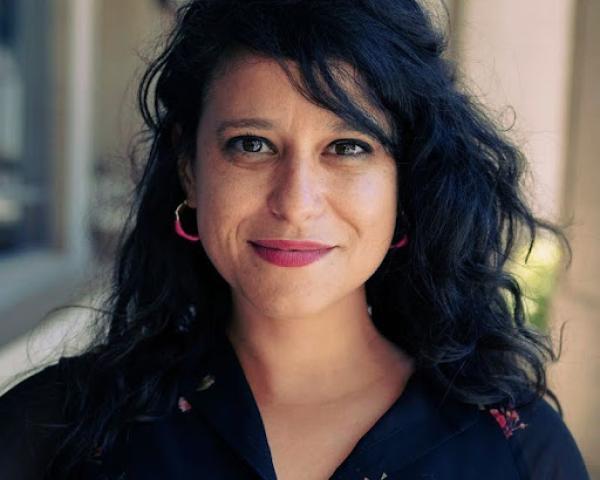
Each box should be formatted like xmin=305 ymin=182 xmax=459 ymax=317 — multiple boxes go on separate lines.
xmin=182 ymin=53 xmax=398 ymax=319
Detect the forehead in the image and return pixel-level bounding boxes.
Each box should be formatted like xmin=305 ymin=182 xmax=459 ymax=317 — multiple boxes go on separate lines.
xmin=202 ymin=52 xmax=391 ymax=135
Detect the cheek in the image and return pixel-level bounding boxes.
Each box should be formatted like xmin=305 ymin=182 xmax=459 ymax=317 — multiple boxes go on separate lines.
xmin=193 ymin=154 xmax=262 ymax=282
xmin=347 ymin=169 xmax=397 ymax=238
xmin=194 ymin=147 xmax=251 ymax=230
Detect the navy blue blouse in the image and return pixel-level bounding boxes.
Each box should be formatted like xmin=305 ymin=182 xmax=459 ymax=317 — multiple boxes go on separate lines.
xmin=0 ymin=329 xmax=590 ymax=479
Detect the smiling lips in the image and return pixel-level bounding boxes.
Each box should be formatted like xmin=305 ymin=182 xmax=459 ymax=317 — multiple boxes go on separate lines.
xmin=248 ymin=239 xmax=335 ymax=267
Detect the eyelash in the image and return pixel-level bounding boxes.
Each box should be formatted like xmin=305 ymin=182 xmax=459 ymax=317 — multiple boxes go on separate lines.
xmin=224 ymin=134 xmax=373 ymax=157
xmin=225 ymin=135 xmax=275 ymax=155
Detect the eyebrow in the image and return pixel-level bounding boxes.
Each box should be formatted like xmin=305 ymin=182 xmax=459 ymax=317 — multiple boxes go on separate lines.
xmin=215 ymin=117 xmax=380 ymax=141
xmin=216 ymin=118 xmax=274 ymax=139
xmin=328 ymin=119 xmax=376 ymax=137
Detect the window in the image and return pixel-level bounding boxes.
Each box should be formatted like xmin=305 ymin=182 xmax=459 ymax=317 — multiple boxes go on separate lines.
xmin=0 ymin=0 xmax=52 ymax=254
xmin=0 ymin=0 xmax=95 ymax=345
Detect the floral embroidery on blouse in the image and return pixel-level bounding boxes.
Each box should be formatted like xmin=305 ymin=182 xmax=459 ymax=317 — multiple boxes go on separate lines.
xmin=178 ymin=396 xmax=193 ymax=413
xmin=363 ymin=473 xmax=388 ymax=480
xmin=488 ymin=405 xmax=528 ymax=439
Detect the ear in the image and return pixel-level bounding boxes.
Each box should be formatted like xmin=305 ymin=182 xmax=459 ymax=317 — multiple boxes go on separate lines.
xmin=178 ymin=156 xmax=197 ymax=208
xmin=173 ymin=123 xmax=197 ymax=208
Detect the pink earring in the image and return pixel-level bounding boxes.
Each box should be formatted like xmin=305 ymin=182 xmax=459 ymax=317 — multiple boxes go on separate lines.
xmin=174 ymin=200 xmax=201 ymax=242
xmin=389 ymin=234 xmax=408 ymax=249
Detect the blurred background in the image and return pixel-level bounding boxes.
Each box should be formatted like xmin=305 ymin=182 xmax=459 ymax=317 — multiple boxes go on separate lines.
xmin=0 ymin=0 xmax=598 ymax=475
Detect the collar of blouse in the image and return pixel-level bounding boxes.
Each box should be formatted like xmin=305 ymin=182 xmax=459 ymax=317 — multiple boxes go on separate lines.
xmin=174 ymin=329 xmax=480 ymax=480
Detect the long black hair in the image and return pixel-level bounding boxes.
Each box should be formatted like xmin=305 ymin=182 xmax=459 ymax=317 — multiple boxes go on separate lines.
xmin=43 ymin=0 xmax=570 ymax=477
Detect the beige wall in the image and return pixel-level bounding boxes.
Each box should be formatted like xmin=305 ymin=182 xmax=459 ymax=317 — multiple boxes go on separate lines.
xmin=94 ymin=0 xmax=170 ymax=157
xmin=549 ymin=0 xmax=600 ymax=475
xmin=454 ymin=0 xmax=576 ymax=221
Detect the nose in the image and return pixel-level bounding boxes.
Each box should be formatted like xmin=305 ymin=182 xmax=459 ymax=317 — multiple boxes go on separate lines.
xmin=266 ymin=153 xmax=326 ymax=224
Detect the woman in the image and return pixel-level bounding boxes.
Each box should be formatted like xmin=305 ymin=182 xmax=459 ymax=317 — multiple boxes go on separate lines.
xmin=0 ymin=0 xmax=590 ymax=479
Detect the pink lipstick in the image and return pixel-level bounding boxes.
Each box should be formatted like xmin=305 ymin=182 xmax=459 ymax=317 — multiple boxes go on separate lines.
xmin=249 ymin=239 xmax=335 ymax=267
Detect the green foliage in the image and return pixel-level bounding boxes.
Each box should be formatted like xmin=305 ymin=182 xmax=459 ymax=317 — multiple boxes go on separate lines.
xmin=505 ymin=235 xmax=562 ymax=331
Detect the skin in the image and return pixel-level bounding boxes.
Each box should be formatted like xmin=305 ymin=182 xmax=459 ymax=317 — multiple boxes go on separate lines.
xmin=180 ymin=52 xmax=413 ymax=410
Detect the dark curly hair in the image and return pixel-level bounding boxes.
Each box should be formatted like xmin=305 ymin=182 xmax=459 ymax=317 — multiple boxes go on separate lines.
xmin=38 ymin=0 xmax=570 ymax=477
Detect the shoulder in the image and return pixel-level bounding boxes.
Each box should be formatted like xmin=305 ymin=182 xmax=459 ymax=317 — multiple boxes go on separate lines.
xmin=480 ymin=396 xmax=590 ymax=479
xmin=0 ymin=361 xmax=67 ymax=432
xmin=0 ymin=356 xmax=82 ymax=479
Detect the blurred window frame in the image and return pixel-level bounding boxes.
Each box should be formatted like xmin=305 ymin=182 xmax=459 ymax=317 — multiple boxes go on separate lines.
xmin=0 ymin=0 xmax=95 ymax=346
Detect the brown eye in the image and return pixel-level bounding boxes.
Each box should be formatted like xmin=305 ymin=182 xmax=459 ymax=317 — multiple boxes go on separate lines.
xmin=241 ymin=138 xmax=264 ymax=152
xmin=226 ymin=135 xmax=274 ymax=154
xmin=330 ymin=140 xmax=372 ymax=156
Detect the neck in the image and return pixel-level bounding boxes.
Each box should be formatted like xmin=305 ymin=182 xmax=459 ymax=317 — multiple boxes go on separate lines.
xmin=226 ymin=289 xmax=412 ymax=406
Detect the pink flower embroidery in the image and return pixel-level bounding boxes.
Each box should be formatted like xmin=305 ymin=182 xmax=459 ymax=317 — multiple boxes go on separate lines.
xmin=489 ymin=406 xmax=528 ymax=438
xmin=178 ymin=396 xmax=193 ymax=413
